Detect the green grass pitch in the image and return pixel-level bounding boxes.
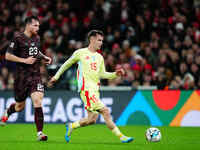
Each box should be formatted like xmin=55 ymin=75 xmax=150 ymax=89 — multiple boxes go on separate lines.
xmin=0 ymin=124 xmax=200 ymax=150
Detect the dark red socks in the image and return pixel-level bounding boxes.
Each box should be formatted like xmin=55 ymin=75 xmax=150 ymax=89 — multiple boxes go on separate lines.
xmin=7 ymin=103 xmax=16 ymax=117
xmin=34 ymin=107 xmax=44 ymax=132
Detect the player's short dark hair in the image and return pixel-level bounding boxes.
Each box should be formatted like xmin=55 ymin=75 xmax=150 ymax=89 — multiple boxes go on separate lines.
xmin=24 ymin=16 xmax=39 ymax=25
xmin=87 ymin=30 xmax=104 ymax=42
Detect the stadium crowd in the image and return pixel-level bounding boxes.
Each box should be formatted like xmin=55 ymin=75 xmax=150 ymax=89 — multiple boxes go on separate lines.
xmin=0 ymin=0 xmax=200 ymax=90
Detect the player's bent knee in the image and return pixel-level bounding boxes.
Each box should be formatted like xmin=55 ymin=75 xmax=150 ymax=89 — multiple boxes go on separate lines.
xmin=33 ymin=100 xmax=42 ymax=107
xmin=31 ymin=92 xmax=44 ymax=107
xmin=102 ymin=108 xmax=111 ymax=119
xmin=103 ymin=107 xmax=110 ymax=115
xmin=15 ymin=106 xmax=23 ymax=112
xmin=88 ymin=119 xmax=96 ymax=125
xmin=15 ymin=102 xmax=25 ymax=112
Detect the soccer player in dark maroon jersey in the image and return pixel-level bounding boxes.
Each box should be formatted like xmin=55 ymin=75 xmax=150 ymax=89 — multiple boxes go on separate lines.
xmin=0 ymin=16 xmax=52 ymax=141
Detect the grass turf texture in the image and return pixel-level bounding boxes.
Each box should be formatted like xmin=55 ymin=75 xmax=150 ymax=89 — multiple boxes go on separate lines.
xmin=0 ymin=124 xmax=200 ymax=150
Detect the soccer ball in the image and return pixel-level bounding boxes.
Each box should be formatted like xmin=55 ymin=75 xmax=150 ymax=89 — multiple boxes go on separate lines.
xmin=145 ymin=127 xmax=161 ymax=142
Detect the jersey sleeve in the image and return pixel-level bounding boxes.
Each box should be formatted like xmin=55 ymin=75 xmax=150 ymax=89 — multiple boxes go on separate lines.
xmin=6 ymin=37 xmax=18 ymax=54
xmin=37 ymin=36 xmax=42 ymax=52
xmin=99 ymin=56 xmax=117 ymax=79
xmin=54 ymin=50 xmax=80 ymax=80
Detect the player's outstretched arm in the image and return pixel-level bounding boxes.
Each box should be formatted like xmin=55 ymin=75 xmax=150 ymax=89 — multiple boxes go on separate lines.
xmin=115 ymin=68 xmax=125 ymax=76
xmin=48 ymin=50 xmax=80 ymax=86
xmin=100 ymin=57 xmax=118 ymax=79
xmin=100 ymin=60 xmax=126 ymax=79
xmin=5 ymin=52 xmax=36 ymax=64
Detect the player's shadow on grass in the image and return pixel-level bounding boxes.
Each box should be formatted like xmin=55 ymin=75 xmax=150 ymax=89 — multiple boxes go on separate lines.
xmin=0 ymin=140 xmax=37 ymax=144
xmin=0 ymin=140 xmax=133 ymax=145
xmin=70 ymin=141 xmax=132 ymax=145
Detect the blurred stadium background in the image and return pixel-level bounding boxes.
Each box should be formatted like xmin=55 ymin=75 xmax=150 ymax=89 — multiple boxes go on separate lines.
xmin=1 ymin=0 xmax=200 ymax=149
xmin=1 ymin=0 xmax=200 ymax=90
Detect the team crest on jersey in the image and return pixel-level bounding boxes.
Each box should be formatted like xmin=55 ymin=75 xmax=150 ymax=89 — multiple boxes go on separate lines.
xmin=10 ymin=42 xmax=14 ymax=48
xmin=85 ymin=56 xmax=90 ymax=60
xmin=31 ymin=42 xmax=35 ymax=46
